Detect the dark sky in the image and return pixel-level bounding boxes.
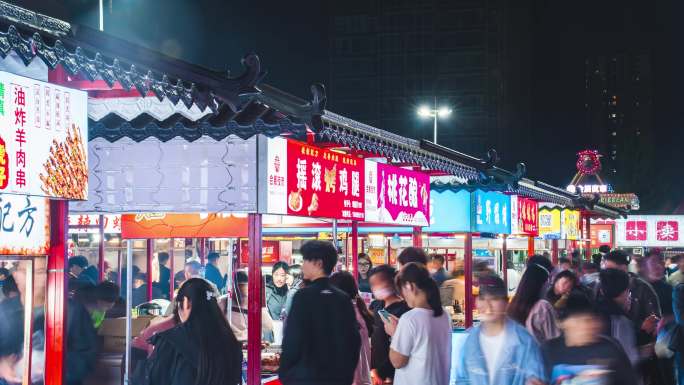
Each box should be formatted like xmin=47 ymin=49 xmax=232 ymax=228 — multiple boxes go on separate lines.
xmin=10 ymin=0 xmax=684 ymax=212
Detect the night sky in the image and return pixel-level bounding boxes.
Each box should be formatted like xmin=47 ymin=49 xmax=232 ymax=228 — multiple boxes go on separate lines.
xmin=11 ymin=0 xmax=684 ymax=212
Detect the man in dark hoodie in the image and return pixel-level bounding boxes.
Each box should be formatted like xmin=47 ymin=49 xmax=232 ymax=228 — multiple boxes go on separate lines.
xmin=279 ymin=240 xmax=361 ymax=385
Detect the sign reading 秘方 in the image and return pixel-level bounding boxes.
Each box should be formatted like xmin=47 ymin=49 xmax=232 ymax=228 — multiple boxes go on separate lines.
xmin=471 ymin=190 xmax=511 ymax=234
xmin=262 ymin=137 xmax=365 ymax=220
xmin=0 ymin=71 xmax=88 ymax=199
xmin=510 ymin=195 xmax=539 ymax=236
xmin=364 ymin=161 xmax=430 ymax=226
xmin=0 ymin=193 xmax=48 ymax=255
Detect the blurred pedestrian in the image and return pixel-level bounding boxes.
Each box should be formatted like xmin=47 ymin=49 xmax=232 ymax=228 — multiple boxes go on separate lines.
xmin=282 ymin=264 xmax=304 ymax=320
xmin=558 ymin=257 xmax=573 ymax=272
xmin=155 ymin=252 xmax=172 ymax=299
xmin=331 ymin=271 xmax=374 ymax=385
xmin=541 ymin=291 xmax=637 ymax=385
xmin=580 ymin=260 xmax=600 ymax=286
xmin=367 ymin=264 xmax=410 ymax=385
xmin=266 ymin=261 xmax=289 ymax=320
xmin=0 ymin=296 xmax=23 ymax=385
xmin=397 ymin=247 xmax=428 ymax=269
xmin=0 ymin=268 xmax=9 ymax=302
xmin=597 ymin=268 xmax=639 ymax=366
xmin=132 ymin=273 xmax=161 ymax=308
xmin=456 ymin=274 xmax=546 ymax=385
xmin=428 ymin=254 xmax=449 ymax=287
xmin=138 ymin=278 xmax=242 ymax=385
xmin=357 ymin=254 xmax=373 ymax=293
xmin=668 ymin=255 xmax=684 ymax=287
xmin=508 ymin=257 xmax=560 ymax=342
xmin=279 ymin=241 xmax=360 ymax=385
xmin=204 ymin=252 xmax=226 ymax=292
xmin=383 ymin=263 xmax=451 ymax=385
xmin=229 ymin=270 xmax=273 ymax=342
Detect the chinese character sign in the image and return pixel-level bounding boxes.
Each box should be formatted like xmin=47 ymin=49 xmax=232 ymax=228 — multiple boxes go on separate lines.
xmin=0 ymin=71 xmax=88 ymax=199
xmin=616 ymin=216 xmax=684 ymax=247
xmin=68 ymin=214 xmax=122 ymax=234
xmin=261 ymin=137 xmax=365 ymax=220
xmin=365 ymin=161 xmax=430 ymax=226
xmin=510 ymin=195 xmax=539 ymax=236
xmin=538 ymin=208 xmax=561 ymax=240
xmin=0 ymin=193 xmax=48 ymax=255
xmin=470 ymin=190 xmax=511 ymax=234
xmin=561 ymin=209 xmax=581 ymax=240
xmin=121 ymin=213 xmax=248 ymax=239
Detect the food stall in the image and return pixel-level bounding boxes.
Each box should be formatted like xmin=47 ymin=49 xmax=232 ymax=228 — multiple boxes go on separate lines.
xmin=615 ymin=215 xmax=684 ymax=256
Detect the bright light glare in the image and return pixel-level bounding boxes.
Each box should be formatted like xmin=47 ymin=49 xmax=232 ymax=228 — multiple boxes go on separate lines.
xmin=438 ymin=107 xmax=452 ymax=117
xmin=417 ymin=106 xmax=432 ymax=117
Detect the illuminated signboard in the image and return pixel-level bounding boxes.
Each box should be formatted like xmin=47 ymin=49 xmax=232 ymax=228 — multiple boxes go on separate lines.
xmin=0 ymin=71 xmax=88 ymax=199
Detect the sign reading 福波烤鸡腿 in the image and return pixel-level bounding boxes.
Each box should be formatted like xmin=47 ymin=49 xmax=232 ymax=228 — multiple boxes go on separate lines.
xmin=0 ymin=193 xmax=48 ymax=255
xmin=261 ymin=137 xmax=431 ymax=225
xmin=364 ymin=160 xmax=430 ymax=227
xmin=510 ymin=195 xmax=539 ymax=236
xmin=470 ymin=190 xmax=511 ymax=234
xmin=0 ymin=71 xmax=88 ymax=200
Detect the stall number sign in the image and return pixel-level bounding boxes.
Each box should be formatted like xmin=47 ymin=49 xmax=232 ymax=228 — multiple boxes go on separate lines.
xmin=365 ymin=160 xmax=430 ymax=226
xmin=0 ymin=71 xmax=88 ymax=199
xmin=264 ymin=137 xmax=364 ymax=220
xmin=0 ymin=193 xmax=48 ymax=255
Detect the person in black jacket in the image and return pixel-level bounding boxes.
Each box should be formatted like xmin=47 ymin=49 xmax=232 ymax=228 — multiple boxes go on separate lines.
xmin=155 ymin=252 xmax=172 ymax=299
xmin=279 ymin=240 xmax=361 ymax=385
xmin=138 ymin=278 xmax=242 ymax=385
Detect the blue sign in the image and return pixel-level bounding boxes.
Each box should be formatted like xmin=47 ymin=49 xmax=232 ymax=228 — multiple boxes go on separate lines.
xmin=471 ymin=190 xmax=511 ymax=234
xmin=424 ymin=189 xmax=470 ymax=232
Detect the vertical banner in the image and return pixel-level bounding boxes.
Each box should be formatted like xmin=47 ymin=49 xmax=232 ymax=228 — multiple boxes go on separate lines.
xmin=561 ymin=209 xmax=581 ymax=240
xmin=364 ymin=160 xmax=430 ymax=226
xmin=510 ymin=195 xmax=539 ymax=236
xmin=470 ymin=190 xmax=511 ymax=234
xmin=539 ymin=208 xmax=562 ymax=240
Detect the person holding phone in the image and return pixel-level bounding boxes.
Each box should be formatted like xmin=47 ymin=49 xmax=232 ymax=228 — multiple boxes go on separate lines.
xmin=368 ymin=265 xmax=410 ymax=384
xmin=383 ymin=263 xmax=451 ymax=385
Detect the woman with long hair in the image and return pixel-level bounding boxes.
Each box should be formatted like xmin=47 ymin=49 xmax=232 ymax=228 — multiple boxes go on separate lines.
xmin=508 ymin=255 xmax=560 ymax=342
xmin=383 ymin=263 xmax=451 ymax=385
xmin=357 ymin=254 xmax=373 ymax=293
xmin=138 ymin=278 xmax=242 ymax=385
xmin=330 ymin=271 xmax=374 ymax=385
xmin=546 ymin=269 xmax=578 ymax=310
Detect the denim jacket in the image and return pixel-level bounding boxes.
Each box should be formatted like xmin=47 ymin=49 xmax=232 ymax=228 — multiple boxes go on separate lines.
xmin=455 ymin=318 xmax=546 ymax=385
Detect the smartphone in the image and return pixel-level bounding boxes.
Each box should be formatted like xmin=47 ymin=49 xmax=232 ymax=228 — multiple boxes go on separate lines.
xmin=378 ymin=309 xmax=391 ymax=322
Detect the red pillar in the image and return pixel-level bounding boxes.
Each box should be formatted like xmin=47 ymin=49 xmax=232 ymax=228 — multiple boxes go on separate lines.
xmin=412 ymin=226 xmax=423 ymax=248
xmin=146 ymin=239 xmax=153 ymax=301
xmin=45 ymin=200 xmax=68 ymax=385
xmin=169 ymin=238 xmax=175 ymax=301
xmin=464 ymin=233 xmax=474 ymax=328
xmin=585 ymin=216 xmax=592 ymax=261
xmin=247 ymin=214 xmax=263 ymax=385
xmin=502 ymin=235 xmax=508 ymax=293
xmin=527 ymin=236 xmax=535 ymax=258
xmin=552 ymin=239 xmax=559 ymax=265
xmin=98 ymin=214 xmax=105 ymax=282
xmin=351 ymin=221 xmax=359 ymax=281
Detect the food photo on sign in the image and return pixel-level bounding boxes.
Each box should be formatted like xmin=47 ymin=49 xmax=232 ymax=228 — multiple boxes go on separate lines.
xmin=0 ymin=71 xmax=88 ymax=200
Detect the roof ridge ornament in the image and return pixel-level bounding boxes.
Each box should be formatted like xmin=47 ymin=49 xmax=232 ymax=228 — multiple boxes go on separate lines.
xmin=0 ymin=1 xmax=70 ymax=37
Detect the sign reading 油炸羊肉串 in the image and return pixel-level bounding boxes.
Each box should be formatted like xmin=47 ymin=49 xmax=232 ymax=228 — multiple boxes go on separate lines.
xmin=0 ymin=71 xmax=88 ymax=200
xmin=0 ymin=193 xmax=48 ymax=255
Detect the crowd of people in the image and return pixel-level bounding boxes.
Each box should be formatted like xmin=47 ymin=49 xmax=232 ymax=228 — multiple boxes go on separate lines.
xmin=4 ymin=243 xmax=684 ymax=385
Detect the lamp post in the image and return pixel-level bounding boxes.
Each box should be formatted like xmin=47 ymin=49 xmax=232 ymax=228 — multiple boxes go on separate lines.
xmin=417 ymin=97 xmax=452 ymax=145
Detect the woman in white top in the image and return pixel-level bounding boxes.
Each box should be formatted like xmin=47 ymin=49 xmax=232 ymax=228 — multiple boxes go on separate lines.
xmin=383 ymin=262 xmax=452 ymax=385
xmin=229 ymin=270 xmax=273 ymax=341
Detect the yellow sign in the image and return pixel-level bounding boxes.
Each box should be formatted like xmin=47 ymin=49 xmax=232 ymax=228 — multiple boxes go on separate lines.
xmin=368 ymin=248 xmax=386 ymax=265
xmin=538 ymin=208 xmax=561 ymax=239
xmin=561 ymin=209 xmax=581 ymax=240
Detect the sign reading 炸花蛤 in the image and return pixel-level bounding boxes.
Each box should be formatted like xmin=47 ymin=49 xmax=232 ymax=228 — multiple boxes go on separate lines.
xmin=0 ymin=71 xmax=88 ymax=200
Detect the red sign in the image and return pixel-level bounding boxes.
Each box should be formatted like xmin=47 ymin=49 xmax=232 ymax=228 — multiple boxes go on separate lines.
xmin=240 ymin=240 xmax=281 ymax=264
xmin=657 ymin=221 xmax=679 ymax=241
xmin=519 ymin=197 xmax=538 ymax=235
xmin=121 ymin=213 xmax=248 ymax=239
xmin=285 ymin=140 xmax=364 ymax=220
xmin=590 ymin=223 xmax=614 ymax=248
xmin=625 ymin=220 xmax=647 ymax=241
xmin=364 ymin=161 xmax=430 ymax=226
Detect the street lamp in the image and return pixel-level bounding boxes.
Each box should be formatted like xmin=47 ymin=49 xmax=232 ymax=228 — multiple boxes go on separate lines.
xmin=417 ymin=97 xmax=452 ymax=144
